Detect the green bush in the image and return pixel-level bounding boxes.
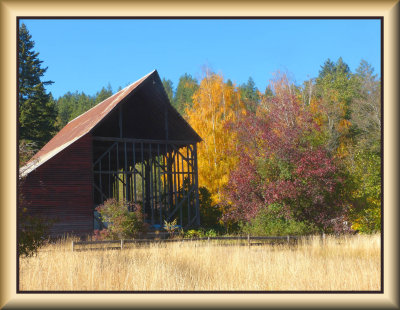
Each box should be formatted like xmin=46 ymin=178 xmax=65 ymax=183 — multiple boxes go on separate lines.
xmin=199 ymin=186 xmax=224 ymax=231
xmin=95 ymin=199 xmax=145 ymax=239
xmin=204 ymin=229 xmax=218 ymax=237
xmin=182 ymin=228 xmax=218 ymax=239
xmin=240 ymin=204 xmax=316 ymax=236
xmin=18 ymin=210 xmax=52 ymax=257
xmin=349 ymin=151 xmax=381 ymax=234
xmin=184 ymin=229 xmax=204 ymax=239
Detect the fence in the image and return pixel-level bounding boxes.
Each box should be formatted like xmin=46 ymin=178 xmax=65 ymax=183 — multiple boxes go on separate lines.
xmin=71 ymin=235 xmax=303 ymax=252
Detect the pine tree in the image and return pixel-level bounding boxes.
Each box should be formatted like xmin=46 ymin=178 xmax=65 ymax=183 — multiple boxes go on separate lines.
xmin=95 ymin=83 xmax=113 ymax=104
xmin=174 ymin=73 xmax=199 ymax=116
xmin=162 ymin=78 xmax=174 ymax=104
xmin=315 ymin=57 xmax=356 ymax=154
xmin=238 ymin=77 xmax=260 ymax=112
xmin=18 ymin=23 xmax=57 ymax=148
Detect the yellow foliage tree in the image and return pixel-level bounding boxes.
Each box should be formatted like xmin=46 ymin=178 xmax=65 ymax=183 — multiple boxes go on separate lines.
xmin=186 ymin=71 xmax=245 ymax=204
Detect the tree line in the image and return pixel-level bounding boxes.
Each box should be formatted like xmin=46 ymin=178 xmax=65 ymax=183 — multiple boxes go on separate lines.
xmin=19 ymin=23 xmax=381 ymax=238
xmin=186 ymin=60 xmax=380 ymax=235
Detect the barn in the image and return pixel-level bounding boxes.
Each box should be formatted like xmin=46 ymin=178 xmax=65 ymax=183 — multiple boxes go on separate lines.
xmin=20 ymin=70 xmax=202 ymax=237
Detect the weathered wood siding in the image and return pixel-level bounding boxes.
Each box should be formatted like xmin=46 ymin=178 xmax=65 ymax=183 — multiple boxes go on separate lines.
xmin=21 ymin=134 xmax=93 ymax=236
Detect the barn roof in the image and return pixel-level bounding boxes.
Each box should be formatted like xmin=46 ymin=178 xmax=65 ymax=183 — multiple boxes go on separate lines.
xmin=20 ymin=70 xmax=201 ymax=177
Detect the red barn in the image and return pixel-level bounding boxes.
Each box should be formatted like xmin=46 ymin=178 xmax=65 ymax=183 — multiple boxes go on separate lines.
xmin=20 ymin=70 xmax=202 ymax=237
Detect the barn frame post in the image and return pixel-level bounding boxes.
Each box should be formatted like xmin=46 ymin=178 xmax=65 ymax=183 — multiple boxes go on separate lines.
xmin=193 ymin=143 xmax=201 ymax=226
xmin=92 ymin=137 xmax=200 ymax=228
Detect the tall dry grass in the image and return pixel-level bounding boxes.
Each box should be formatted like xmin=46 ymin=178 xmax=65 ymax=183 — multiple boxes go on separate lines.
xmin=19 ymin=234 xmax=380 ymax=291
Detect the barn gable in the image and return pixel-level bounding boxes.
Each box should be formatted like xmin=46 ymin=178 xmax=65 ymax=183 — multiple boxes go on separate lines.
xmin=21 ymin=70 xmax=202 ymax=236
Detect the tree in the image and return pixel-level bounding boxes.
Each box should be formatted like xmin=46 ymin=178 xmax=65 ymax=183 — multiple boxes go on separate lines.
xmin=95 ymin=83 xmax=113 ymax=104
xmin=162 ymin=78 xmax=174 ymax=103
xmin=186 ymin=70 xmax=245 ymax=204
xmin=238 ymin=77 xmax=260 ymax=112
xmin=224 ymin=73 xmax=350 ymax=233
xmin=18 ymin=23 xmax=56 ymax=254
xmin=351 ymin=60 xmax=381 ymax=154
xmin=174 ymin=73 xmax=199 ymax=116
xmin=198 ymin=186 xmax=223 ymax=230
xmin=346 ymin=60 xmax=381 ymax=233
xmin=318 ymin=58 xmax=336 ymax=79
xmin=54 ymin=92 xmax=73 ymax=129
xmin=18 ymin=23 xmax=57 ymax=148
xmin=300 ymin=78 xmax=315 ymax=107
xmin=264 ymin=85 xmax=273 ymax=98
xmin=54 ymin=91 xmax=96 ymax=129
xmin=315 ymin=57 xmax=356 ymax=155
xmin=348 ymin=151 xmax=381 ymax=233
xmin=312 ymin=58 xmax=382 ymax=234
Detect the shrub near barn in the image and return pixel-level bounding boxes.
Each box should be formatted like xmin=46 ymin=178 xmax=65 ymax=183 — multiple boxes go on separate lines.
xmin=95 ymin=199 xmax=146 ymax=240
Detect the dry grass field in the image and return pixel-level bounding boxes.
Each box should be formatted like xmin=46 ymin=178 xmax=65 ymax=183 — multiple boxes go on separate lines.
xmin=19 ymin=234 xmax=381 ymax=291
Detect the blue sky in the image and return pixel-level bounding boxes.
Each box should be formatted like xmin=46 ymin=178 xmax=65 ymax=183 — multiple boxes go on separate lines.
xmin=21 ymin=19 xmax=381 ymax=99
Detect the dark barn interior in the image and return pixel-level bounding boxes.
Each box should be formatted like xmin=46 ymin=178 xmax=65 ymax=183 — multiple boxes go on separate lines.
xmin=20 ymin=70 xmax=202 ymax=236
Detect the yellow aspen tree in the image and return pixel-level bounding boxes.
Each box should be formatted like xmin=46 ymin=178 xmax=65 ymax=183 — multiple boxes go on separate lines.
xmin=186 ymin=71 xmax=244 ymax=204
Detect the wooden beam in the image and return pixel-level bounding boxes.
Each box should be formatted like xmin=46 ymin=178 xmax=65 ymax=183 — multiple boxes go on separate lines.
xmin=92 ymin=142 xmax=117 ymax=167
xmin=93 ymin=136 xmax=197 ymax=145
xmin=193 ymin=143 xmax=201 ymax=226
xmin=167 ymin=186 xmax=195 ymax=221
xmin=133 ymin=143 xmax=137 ymax=203
xmin=119 ymin=107 xmax=123 ymax=138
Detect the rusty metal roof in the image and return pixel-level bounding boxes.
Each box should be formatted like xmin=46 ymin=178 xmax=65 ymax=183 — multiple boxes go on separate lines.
xmin=20 ymin=70 xmax=155 ymax=177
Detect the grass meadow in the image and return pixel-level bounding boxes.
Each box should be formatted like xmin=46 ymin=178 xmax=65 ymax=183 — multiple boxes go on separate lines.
xmin=19 ymin=234 xmax=381 ymax=291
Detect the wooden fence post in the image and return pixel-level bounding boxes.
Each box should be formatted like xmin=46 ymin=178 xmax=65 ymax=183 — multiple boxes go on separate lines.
xmin=320 ymin=232 xmax=326 ymax=245
xmin=287 ymin=235 xmax=290 ymax=243
xmin=247 ymin=234 xmax=250 ymax=247
xmin=72 ymin=241 xmax=74 ymax=252
xmin=120 ymin=239 xmax=124 ymax=250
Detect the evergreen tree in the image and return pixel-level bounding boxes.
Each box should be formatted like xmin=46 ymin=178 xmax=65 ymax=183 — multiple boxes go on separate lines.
xmin=54 ymin=92 xmax=73 ymax=129
xmin=315 ymin=57 xmax=356 ymax=153
xmin=240 ymin=77 xmax=259 ymax=101
xmin=18 ymin=23 xmax=57 ymax=148
xmin=239 ymin=77 xmax=260 ymax=112
xmin=264 ymin=85 xmax=273 ymax=98
xmin=174 ymin=73 xmax=199 ymax=116
xmin=55 ymin=91 xmax=96 ymax=129
xmin=318 ymin=58 xmax=336 ymax=79
xmin=95 ymin=83 xmax=113 ymax=104
xmin=162 ymin=78 xmax=174 ymax=103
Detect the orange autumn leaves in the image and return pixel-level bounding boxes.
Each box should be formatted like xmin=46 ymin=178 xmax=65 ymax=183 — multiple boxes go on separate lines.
xmin=186 ymin=72 xmax=246 ymax=204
